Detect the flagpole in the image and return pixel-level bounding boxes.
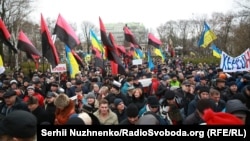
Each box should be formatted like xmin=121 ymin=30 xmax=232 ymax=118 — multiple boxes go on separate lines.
xmin=15 ymin=53 xmax=18 ymax=70
xmin=147 ymin=44 xmax=150 ymax=71
xmin=15 ymin=41 xmax=19 ymax=70
xmin=27 ymin=60 xmax=31 ymax=72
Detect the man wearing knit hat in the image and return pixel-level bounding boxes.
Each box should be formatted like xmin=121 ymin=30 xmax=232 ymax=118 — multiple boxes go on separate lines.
xmin=113 ymin=98 xmax=127 ymax=123
xmin=225 ymin=81 xmax=241 ymax=102
xmin=23 ymin=85 xmax=45 ymax=107
xmin=187 ymin=86 xmax=210 ymax=116
xmin=84 ymin=92 xmax=99 ymax=113
xmin=9 ymin=79 xmax=23 ymax=99
xmin=138 ymin=95 xmax=168 ymax=125
xmin=160 ymin=90 xmax=183 ymax=125
xmin=119 ymin=103 xmax=139 ymax=125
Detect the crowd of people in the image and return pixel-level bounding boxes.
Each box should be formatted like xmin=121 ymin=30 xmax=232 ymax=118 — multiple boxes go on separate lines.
xmin=0 ymin=58 xmax=249 ymax=139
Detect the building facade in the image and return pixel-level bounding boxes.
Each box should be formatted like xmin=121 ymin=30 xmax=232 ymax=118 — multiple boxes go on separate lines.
xmin=105 ymin=22 xmax=148 ymax=51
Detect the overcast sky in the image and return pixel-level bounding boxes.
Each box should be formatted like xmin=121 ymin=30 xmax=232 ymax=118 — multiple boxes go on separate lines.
xmin=30 ymin=0 xmax=236 ymax=32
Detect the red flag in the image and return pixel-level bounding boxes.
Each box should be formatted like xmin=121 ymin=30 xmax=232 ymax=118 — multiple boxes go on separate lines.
xmin=54 ymin=14 xmax=80 ymax=49
xmin=148 ymin=33 xmax=162 ymax=48
xmin=17 ymin=30 xmax=42 ymax=57
xmin=0 ymin=18 xmax=18 ymax=53
xmin=123 ymin=25 xmax=141 ymax=49
xmin=41 ymin=14 xmax=60 ymax=68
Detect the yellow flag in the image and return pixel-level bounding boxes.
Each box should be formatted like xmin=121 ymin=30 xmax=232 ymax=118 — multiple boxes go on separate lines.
xmin=0 ymin=55 xmax=5 ymax=74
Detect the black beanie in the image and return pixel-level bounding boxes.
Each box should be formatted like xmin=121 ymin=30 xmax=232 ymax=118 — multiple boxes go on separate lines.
xmin=126 ymin=104 xmax=139 ymax=117
xmin=228 ymin=81 xmax=237 ymax=87
xmin=199 ymin=86 xmax=210 ymax=95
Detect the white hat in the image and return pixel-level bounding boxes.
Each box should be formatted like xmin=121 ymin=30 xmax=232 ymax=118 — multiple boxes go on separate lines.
xmin=27 ymin=85 xmax=35 ymax=90
xmin=10 ymin=80 xmax=18 ymax=85
xmin=112 ymin=80 xmax=121 ymax=88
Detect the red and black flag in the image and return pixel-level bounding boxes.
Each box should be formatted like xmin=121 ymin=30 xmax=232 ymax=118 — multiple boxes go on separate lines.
xmin=17 ymin=30 xmax=41 ymax=70
xmin=41 ymin=14 xmax=60 ymax=68
xmin=53 ymin=14 xmax=80 ymax=49
xmin=17 ymin=30 xmax=42 ymax=57
xmin=108 ymin=33 xmax=126 ymax=75
xmin=71 ymin=49 xmax=84 ymax=68
xmin=108 ymin=32 xmax=126 ymax=56
xmin=148 ymin=33 xmax=162 ymax=48
xmin=99 ymin=17 xmax=114 ymax=49
xmin=99 ymin=17 xmax=126 ymax=75
xmin=0 ymin=18 xmax=18 ymax=53
xmin=123 ymin=25 xmax=141 ymax=49
xmin=108 ymin=32 xmax=119 ymax=54
xmin=99 ymin=17 xmax=115 ymax=61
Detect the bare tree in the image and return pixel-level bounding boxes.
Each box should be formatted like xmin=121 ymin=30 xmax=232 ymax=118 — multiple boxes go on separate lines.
xmin=232 ymin=0 xmax=250 ymax=55
xmin=80 ymin=21 xmax=98 ymax=54
xmin=0 ymin=0 xmax=35 ymax=68
xmin=157 ymin=20 xmax=178 ymax=44
xmin=235 ymin=0 xmax=250 ymax=11
xmin=209 ymin=12 xmax=235 ymax=54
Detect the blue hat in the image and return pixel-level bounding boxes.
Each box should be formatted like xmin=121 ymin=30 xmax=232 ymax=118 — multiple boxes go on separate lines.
xmin=114 ymin=98 xmax=123 ymax=107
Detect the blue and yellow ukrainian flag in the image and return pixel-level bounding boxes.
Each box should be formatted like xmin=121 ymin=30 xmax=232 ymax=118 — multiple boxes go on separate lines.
xmin=153 ymin=48 xmax=165 ymax=62
xmin=211 ymin=44 xmax=222 ymax=58
xmin=135 ymin=48 xmax=145 ymax=59
xmin=90 ymin=29 xmax=105 ymax=55
xmin=65 ymin=45 xmax=80 ymax=78
xmin=198 ymin=21 xmax=217 ymax=48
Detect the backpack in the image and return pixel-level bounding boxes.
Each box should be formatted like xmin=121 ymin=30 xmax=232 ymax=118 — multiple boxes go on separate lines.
xmin=143 ymin=111 xmax=169 ymax=125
